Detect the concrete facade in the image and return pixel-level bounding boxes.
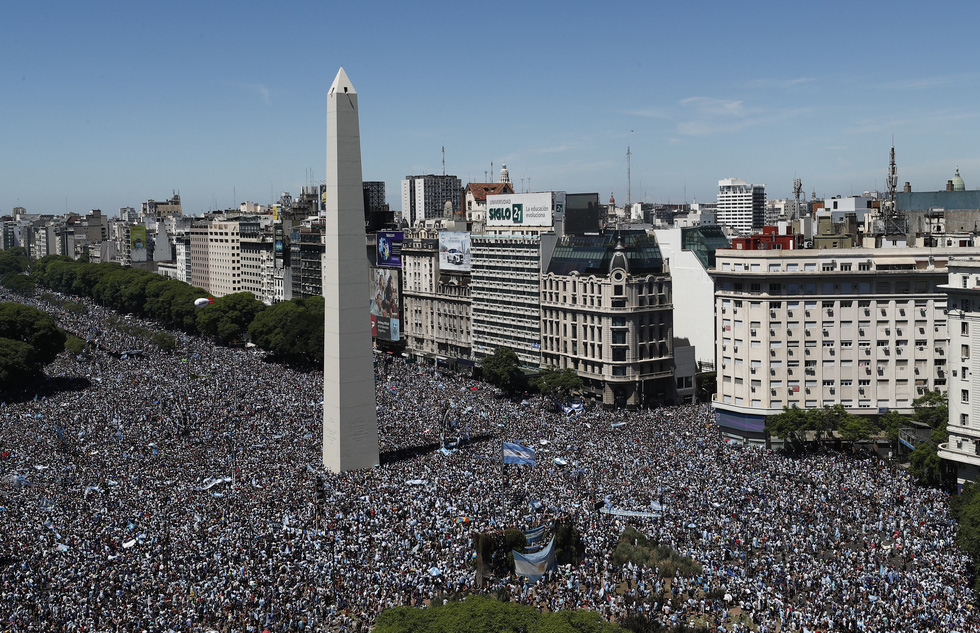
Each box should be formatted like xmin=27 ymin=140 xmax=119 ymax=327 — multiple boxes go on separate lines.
xmin=322 ymin=68 xmax=379 ymax=473
xmin=710 ymin=248 xmax=980 ymax=442
xmin=939 ymin=259 xmax=980 ymax=489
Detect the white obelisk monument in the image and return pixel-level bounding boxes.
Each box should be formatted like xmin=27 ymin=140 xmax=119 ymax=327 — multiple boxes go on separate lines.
xmin=322 ymin=67 xmax=379 ymax=472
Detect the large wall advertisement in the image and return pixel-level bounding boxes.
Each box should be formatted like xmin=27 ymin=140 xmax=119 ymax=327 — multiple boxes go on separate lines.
xmin=376 ymin=231 xmax=403 ymax=268
xmin=438 ymin=231 xmax=471 ymax=272
xmin=486 ymin=192 xmax=565 ymax=228
xmin=369 ymin=267 xmax=401 ymax=342
xmin=130 ymin=225 xmax=147 ymax=263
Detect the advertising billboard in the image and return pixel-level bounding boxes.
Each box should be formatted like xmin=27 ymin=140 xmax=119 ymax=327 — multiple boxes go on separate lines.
xmin=438 ymin=231 xmax=471 ymax=272
xmin=376 ymin=231 xmax=403 ymax=268
xmin=369 ymin=267 xmax=400 ymax=342
xmin=130 ymin=225 xmax=147 ymax=263
xmin=273 ymin=226 xmax=285 ymax=268
xmin=486 ymin=192 xmax=564 ymax=228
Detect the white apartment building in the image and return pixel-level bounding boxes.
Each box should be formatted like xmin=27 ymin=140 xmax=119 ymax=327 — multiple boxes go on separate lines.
xmin=710 ymin=247 xmax=980 ymax=443
xmin=471 ymin=234 xmax=555 ymax=366
xmin=717 ymin=178 xmax=765 ymax=235
xmin=939 ymin=259 xmax=980 ymax=489
xmin=205 ymin=220 xmax=242 ymax=297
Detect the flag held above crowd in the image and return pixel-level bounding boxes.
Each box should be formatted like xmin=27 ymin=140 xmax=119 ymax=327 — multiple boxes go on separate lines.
xmin=502 ymin=442 xmax=536 ymax=466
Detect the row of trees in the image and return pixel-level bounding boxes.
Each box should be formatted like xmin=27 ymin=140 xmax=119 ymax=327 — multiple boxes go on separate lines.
xmin=765 ymin=391 xmax=949 ymax=486
xmin=5 ymin=255 xmax=325 ymax=364
xmin=480 ymin=347 xmax=584 ymax=400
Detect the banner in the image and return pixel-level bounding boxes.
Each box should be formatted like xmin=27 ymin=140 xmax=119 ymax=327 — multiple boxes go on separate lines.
xmin=438 ymin=231 xmax=471 ymax=271
xmin=369 ymin=268 xmax=401 ymax=342
xmin=513 ymin=537 xmax=557 ymax=582
xmin=503 ymin=442 xmax=535 ymax=466
xmin=377 ymin=231 xmax=403 ymax=268
xmin=130 ymin=225 xmax=147 ymax=262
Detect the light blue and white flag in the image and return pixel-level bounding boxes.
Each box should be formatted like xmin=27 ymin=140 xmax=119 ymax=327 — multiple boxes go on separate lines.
xmin=513 ymin=537 xmax=557 ymax=582
xmin=503 ymin=442 xmax=536 ymax=466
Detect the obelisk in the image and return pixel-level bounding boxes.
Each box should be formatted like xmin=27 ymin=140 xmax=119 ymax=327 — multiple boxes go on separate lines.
xmin=322 ymin=67 xmax=379 ymax=472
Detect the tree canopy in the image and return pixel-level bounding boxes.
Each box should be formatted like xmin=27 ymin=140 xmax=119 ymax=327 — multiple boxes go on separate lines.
xmin=531 ymin=367 xmax=583 ymax=401
xmin=248 ymin=296 xmax=324 ymax=362
xmin=195 ymin=292 xmax=266 ymax=345
xmin=480 ymin=347 xmax=523 ymax=394
xmin=0 ymin=302 xmax=67 ymax=388
xmin=374 ymin=595 xmax=621 ymax=633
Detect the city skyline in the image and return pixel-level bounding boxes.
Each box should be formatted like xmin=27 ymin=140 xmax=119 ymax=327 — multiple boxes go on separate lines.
xmin=3 ymin=1 xmax=979 ymax=215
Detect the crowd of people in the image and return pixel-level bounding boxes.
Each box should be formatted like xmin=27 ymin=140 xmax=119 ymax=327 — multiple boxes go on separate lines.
xmin=1 ymin=288 xmax=976 ymax=633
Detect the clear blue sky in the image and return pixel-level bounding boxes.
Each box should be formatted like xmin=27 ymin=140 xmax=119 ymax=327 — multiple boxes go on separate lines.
xmin=3 ymin=0 xmax=978 ymax=216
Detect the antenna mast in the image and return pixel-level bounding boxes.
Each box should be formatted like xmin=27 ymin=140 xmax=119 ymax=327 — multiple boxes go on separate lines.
xmin=442 ymin=146 xmax=446 ymax=176
xmin=626 ymin=146 xmax=632 ymax=208
xmin=793 ymin=177 xmax=803 ymax=220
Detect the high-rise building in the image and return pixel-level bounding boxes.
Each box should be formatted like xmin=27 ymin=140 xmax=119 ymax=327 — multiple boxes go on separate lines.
xmin=939 ymin=259 xmax=980 ymax=489
xmin=717 ymin=178 xmax=765 ymax=235
xmin=400 ymin=174 xmax=461 ymax=227
xmin=471 ymin=234 xmax=556 ymax=366
xmin=710 ymin=247 xmax=980 ymax=444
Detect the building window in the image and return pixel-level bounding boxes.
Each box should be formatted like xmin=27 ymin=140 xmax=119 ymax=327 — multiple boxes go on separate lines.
xmin=962 ymin=413 xmax=969 ymax=426
xmin=963 ymin=390 xmax=970 ymax=404
xmin=963 ymin=322 xmax=970 ymax=336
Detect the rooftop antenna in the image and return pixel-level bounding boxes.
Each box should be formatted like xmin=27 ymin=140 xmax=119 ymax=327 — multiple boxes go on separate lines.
xmin=441 ymin=146 xmax=445 ymax=176
xmin=627 ymin=146 xmax=632 ymax=208
xmin=520 ymin=177 xmax=525 ymax=193
xmin=491 ymin=161 xmax=494 ymax=182
xmin=793 ymin=177 xmax=803 ymax=220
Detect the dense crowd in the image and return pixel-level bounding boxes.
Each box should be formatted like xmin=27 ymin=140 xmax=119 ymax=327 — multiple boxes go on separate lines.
xmin=0 ymin=288 xmax=976 ymax=632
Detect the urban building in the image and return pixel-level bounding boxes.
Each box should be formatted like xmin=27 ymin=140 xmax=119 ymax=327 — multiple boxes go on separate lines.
xmin=401 ymin=236 xmax=472 ymax=366
xmin=463 ymin=181 xmax=515 ymax=223
xmin=189 ymin=222 xmax=211 ymax=292
xmin=710 ymin=246 xmax=980 ymax=444
xmin=470 ymin=233 xmax=556 ymax=366
xmin=653 ymin=225 xmax=731 ymax=368
xmin=939 ymin=259 xmax=980 ymax=489
xmin=540 ymin=230 xmax=674 ymax=407
xmin=717 ymin=178 xmax=766 ymax=235
xmin=141 ymin=193 xmax=183 ymax=218
xmin=290 ymin=219 xmax=326 ymax=299
xmin=400 ymin=174 xmax=462 ymax=227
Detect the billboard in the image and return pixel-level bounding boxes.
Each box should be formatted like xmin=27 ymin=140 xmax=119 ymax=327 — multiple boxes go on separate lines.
xmin=130 ymin=225 xmax=147 ymax=262
xmin=564 ymin=193 xmax=603 ymax=234
xmin=376 ymin=231 xmax=403 ymax=268
xmin=273 ymin=226 xmax=285 ymax=267
xmin=369 ymin=267 xmax=400 ymax=342
xmin=486 ymin=192 xmax=565 ymax=228
xmin=438 ymin=231 xmax=471 ymax=272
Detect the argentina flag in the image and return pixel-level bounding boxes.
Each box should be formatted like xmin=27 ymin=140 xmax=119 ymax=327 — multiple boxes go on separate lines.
xmin=502 ymin=442 xmax=536 ymax=466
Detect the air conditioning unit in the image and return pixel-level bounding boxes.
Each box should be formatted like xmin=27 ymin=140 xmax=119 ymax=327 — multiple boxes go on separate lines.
xmin=830 ymin=387 xmax=836 ymax=394
xmin=860 ymin=329 xmax=865 ymax=336
xmin=830 ymin=349 xmax=835 ymax=356
xmin=787 ymin=330 xmax=793 ymax=336
xmin=805 ymin=349 xmax=811 ymax=356
xmin=770 ymin=369 xmax=776 ymax=376
xmin=823 ymin=330 xmax=829 ymax=336
xmin=733 ymin=346 xmax=739 ymax=353
xmin=751 ymin=366 xmax=757 ymax=374
xmin=770 ymin=350 xmax=776 ymax=357
xmin=885 ymin=328 xmax=891 ymax=335
xmin=770 ymin=329 xmax=776 ymax=336
xmin=771 ymin=389 xmax=777 ymax=395
xmin=859 ymin=387 xmax=866 ymax=394
xmin=900 ymin=309 xmax=906 ymax=316
xmin=805 ymin=387 xmax=811 ymax=394
xmin=806 ymin=310 xmax=811 ymax=317
xmin=865 ymin=309 xmax=871 ymax=316
xmin=751 ymin=387 xmax=757 ymax=393
xmin=864 ymin=348 xmax=871 ymax=355
xmin=770 ymin=310 xmax=777 ymax=317
xmin=828 ymin=309 xmax=834 ymax=316
xmin=751 ymin=329 xmax=757 ymax=336
xmin=806 ymin=329 xmax=812 ymax=336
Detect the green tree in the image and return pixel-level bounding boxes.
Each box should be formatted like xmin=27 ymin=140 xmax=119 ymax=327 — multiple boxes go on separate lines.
xmin=248 ymin=296 xmax=324 ymax=362
xmin=695 ymin=371 xmax=716 ymax=403
xmin=532 ymin=368 xmax=583 ymax=401
xmin=951 ymin=482 xmax=980 ymax=592
xmin=196 ymin=292 xmax=266 ymax=345
xmin=765 ymin=406 xmax=814 ymax=448
xmin=481 ymin=347 xmax=523 ymax=394
xmin=913 ymin=389 xmax=948 ymax=429
xmin=1 ymin=271 xmax=36 ymax=295
xmin=0 ymin=302 xmax=67 ymax=389
xmin=0 ymin=247 xmax=30 ymax=278
xmin=374 ymin=595 xmax=622 ymax=633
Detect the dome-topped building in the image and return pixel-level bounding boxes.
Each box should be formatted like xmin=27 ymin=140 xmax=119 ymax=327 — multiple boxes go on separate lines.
xmin=952 ymin=168 xmax=966 ymax=191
